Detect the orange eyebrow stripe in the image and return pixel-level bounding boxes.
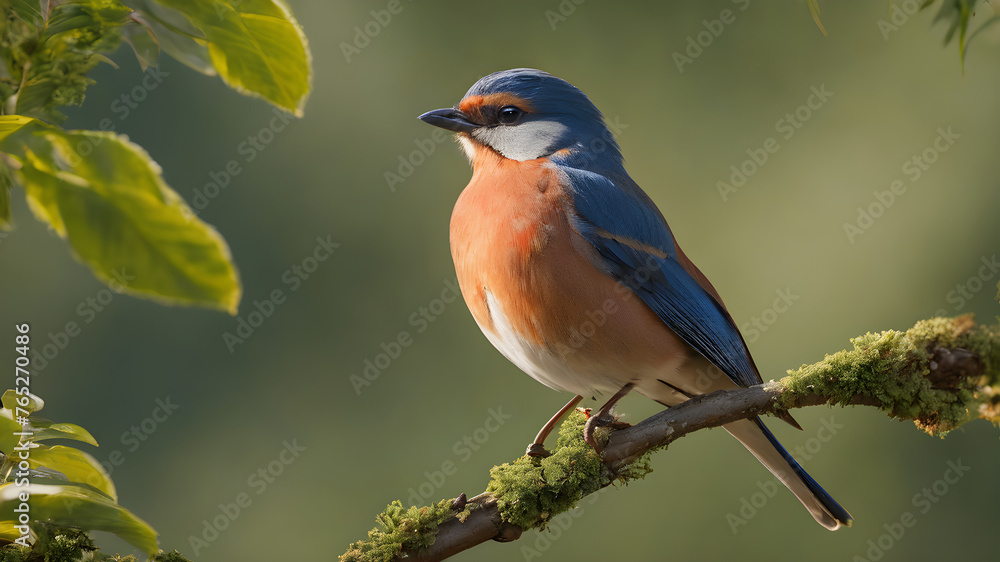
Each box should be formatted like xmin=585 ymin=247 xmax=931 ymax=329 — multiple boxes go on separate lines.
xmin=459 ymin=93 xmax=536 ymax=117
xmin=458 ymin=95 xmax=485 ymax=114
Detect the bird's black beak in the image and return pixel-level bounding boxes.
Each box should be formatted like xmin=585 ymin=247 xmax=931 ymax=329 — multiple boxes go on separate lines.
xmin=418 ymin=108 xmax=478 ymax=134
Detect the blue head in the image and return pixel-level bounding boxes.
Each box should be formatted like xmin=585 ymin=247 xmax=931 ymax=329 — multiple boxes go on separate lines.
xmin=419 ymin=69 xmax=623 ymax=171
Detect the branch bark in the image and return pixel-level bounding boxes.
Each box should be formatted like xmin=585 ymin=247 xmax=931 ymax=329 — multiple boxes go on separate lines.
xmin=341 ymin=316 xmax=999 ymax=562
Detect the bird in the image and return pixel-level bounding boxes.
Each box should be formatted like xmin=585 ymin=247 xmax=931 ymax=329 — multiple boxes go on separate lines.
xmin=418 ymin=68 xmax=852 ymax=530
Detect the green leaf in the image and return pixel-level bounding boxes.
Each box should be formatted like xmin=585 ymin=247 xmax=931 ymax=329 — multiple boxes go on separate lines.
xmin=930 ymin=0 xmax=959 ymax=24
xmin=956 ymin=0 xmax=970 ymax=69
xmin=807 ymin=0 xmax=828 ymax=36
xmin=28 ymin=418 xmax=99 ymax=447
xmin=123 ymin=13 xmax=161 ymax=71
xmin=151 ymin=0 xmax=311 ymax=116
xmin=40 ymin=1 xmax=132 ymax=41
xmin=9 ymin=0 xmax=44 ymax=25
xmin=0 ymin=402 xmax=97 ymax=449
xmin=12 ymin=0 xmax=131 ymax=122
xmin=962 ymin=14 xmax=1000 ymax=62
xmin=926 ymin=0 xmax=996 ymax=71
xmin=0 ymin=115 xmax=35 ymax=137
xmin=28 ymin=444 xmax=116 ymax=501
xmin=1 ymin=389 xmax=45 ymax=415
xmin=0 ymin=409 xmax=24 ymax=455
xmin=130 ymin=0 xmax=217 ymax=75
xmin=0 ymin=482 xmax=158 ymax=555
xmin=0 ymin=116 xmax=242 ymax=313
xmin=0 ymin=520 xmax=21 ymax=542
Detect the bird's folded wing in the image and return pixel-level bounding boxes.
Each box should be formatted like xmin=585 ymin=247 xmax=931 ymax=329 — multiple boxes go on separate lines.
xmin=559 ymin=165 xmax=763 ymax=388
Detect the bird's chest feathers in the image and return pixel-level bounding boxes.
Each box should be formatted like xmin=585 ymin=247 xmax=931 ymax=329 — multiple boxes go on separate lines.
xmin=449 ymin=155 xmax=569 ymax=340
xmin=452 ymin=159 xmax=560 ymax=262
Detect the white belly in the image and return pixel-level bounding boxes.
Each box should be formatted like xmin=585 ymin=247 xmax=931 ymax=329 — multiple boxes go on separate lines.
xmin=479 ymin=291 xmax=631 ymax=399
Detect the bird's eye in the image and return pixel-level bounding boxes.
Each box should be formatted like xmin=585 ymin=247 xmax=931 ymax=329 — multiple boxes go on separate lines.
xmin=497 ymin=105 xmax=523 ymax=125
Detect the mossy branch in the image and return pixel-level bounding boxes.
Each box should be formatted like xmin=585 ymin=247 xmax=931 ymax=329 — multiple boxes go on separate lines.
xmin=0 ymin=524 xmax=191 ymax=561
xmin=341 ymin=316 xmax=1000 ymax=562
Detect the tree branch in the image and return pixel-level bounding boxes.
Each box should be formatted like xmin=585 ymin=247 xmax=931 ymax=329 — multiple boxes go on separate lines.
xmin=341 ymin=316 xmax=1000 ymax=562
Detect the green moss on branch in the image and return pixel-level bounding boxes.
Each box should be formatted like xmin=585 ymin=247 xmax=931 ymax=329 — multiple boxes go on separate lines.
xmin=343 ymin=316 xmax=1000 ymax=562
xmin=340 ymin=499 xmax=459 ymax=562
xmin=486 ymin=411 xmax=604 ymax=530
xmin=778 ymin=316 xmax=1000 ymax=435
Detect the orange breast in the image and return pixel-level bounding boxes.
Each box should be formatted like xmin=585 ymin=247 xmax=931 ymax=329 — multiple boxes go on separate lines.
xmin=449 ymin=144 xmax=560 ymax=345
xmin=448 ymin=143 xmax=694 ymax=397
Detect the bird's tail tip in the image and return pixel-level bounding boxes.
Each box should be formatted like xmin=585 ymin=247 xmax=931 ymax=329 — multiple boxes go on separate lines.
xmin=809 ymin=476 xmax=853 ymax=531
xmin=760 ymin=418 xmax=854 ymax=531
xmin=733 ymin=417 xmax=854 ymax=531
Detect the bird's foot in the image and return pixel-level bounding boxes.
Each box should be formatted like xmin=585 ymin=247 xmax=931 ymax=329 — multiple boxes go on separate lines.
xmin=583 ymin=412 xmax=630 ymax=452
xmin=583 ymin=382 xmax=636 ymax=452
xmin=525 ymin=395 xmax=584 ymax=458
xmin=525 ymin=443 xmax=551 ymax=458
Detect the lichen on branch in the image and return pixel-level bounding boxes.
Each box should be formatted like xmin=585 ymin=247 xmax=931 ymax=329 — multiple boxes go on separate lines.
xmin=486 ymin=410 xmax=606 ymax=531
xmin=340 ymin=499 xmax=459 ymax=562
xmin=342 ymin=316 xmax=1000 ymax=562
xmin=778 ymin=315 xmax=999 ymax=435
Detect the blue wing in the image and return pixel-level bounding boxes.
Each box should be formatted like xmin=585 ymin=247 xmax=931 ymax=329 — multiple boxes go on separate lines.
xmin=556 ymin=164 xmax=762 ymax=389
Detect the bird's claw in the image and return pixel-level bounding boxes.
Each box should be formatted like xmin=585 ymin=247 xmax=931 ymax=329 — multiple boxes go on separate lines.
xmin=583 ymin=412 xmax=610 ymax=451
xmin=525 ymin=443 xmax=551 ymax=458
xmin=583 ymin=413 xmax=630 ymax=452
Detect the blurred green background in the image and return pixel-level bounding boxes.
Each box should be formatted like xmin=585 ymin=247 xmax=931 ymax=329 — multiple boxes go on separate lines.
xmin=3 ymin=1 xmax=1000 ymax=560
